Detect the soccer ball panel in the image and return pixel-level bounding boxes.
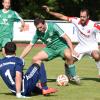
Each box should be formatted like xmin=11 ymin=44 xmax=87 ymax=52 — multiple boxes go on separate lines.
xmin=56 ymin=74 xmax=69 ymax=86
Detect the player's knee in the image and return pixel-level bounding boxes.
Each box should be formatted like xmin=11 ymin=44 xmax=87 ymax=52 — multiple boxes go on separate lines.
xmin=65 ymin=55 xmax=73 ymax=64
xmin=32 ymin=56 xmax=40 ymax=63
xmin=92 ymin=51 xmax=100 ymax=61
xmin=93 ymin=56 xmax=100 ymax=61
xmin=65 ymin=53 xmax=72 ymax=60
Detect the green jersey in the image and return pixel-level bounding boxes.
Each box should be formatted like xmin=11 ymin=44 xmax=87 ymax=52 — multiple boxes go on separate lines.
xmin=0 ymin=9 xmax=22 ymax=38
xmin=31 ymin=23 xmax=68 ymax=49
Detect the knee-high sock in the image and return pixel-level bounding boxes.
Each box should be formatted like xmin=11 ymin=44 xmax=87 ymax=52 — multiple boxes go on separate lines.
xmin=39 ymin=63 xmax=48 ymax=90
xmin=96 ymin=61 xmax=100 ymax=75
xmin=68 ymin=64 xmax=76 ymax=77
xmin=25 ymin=63 xmax=40 ymax=79
xmin=39 ymin=63 xmax=47 ymax=83
xmin=65 ymin=64 xmax=76 ymax=77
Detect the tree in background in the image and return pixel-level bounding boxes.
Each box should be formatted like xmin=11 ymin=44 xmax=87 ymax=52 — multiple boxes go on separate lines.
xmin=0 ymin=0 xmax=100 ymax=20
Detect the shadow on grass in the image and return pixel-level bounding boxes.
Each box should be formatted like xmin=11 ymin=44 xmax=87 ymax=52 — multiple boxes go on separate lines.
xmin=47 ymin=77 xmax=100 ymax=86
xmin=81 ymin=77 xmax=100 ymax=82
xmin=0 ymin=92 xmax=58 ymax=97
xmin=0 ymin=92 xmax=14 ymax=96
xmin=47 ymin=79 xmax=56 ymax=82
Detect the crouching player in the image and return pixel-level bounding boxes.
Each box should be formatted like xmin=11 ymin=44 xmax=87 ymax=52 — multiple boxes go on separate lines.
xmin=0 ymin=42 xmax=57 ymax=98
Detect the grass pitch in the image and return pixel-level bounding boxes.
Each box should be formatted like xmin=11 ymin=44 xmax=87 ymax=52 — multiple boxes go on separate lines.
xmin=0 ymin=47 xmax=100 ymax=100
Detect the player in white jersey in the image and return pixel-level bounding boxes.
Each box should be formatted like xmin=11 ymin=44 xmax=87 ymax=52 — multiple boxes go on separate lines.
xmin=43 ymin=6 xmax=100 ymax=78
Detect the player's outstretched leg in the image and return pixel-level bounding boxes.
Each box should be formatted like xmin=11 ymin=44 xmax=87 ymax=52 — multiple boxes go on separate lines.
xmin=25 ymin=63 xmax=57 ymax=96
xmin=38 ymin=63 xmax=58 ymax=95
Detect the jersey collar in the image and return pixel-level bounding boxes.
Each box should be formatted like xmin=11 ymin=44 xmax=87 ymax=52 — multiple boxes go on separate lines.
xmin=78 ymin=19 xmax=89 ymax=26
xmin=2 ymin=9 xmax=10 ymax=13
xmin=5 ymin=55 xmax=15 ymax=58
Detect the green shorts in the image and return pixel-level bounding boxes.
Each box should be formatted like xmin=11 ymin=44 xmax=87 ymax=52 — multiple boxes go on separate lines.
xmin=0 ymin=38 xmax=12 ymax=48
xmin=43 ymin=45 xmax=68 ymax=61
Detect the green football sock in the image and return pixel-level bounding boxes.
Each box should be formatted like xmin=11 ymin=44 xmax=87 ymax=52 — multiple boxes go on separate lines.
xmin=68 ymin=64 xmax=76 ymax=77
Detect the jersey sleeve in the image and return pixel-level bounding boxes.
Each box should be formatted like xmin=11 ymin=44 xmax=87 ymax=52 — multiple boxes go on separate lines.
xmin=13 ymin=11 xmax=23 ymax=22
xmin=30 ymin=31 xmax=38 ymax=45
xmin=94 ymin=23 xmax=100 ymax=31
xmin=53 ymin=23 xmax=65 ymax=37
xmin=15 ymin=58 xmax=24 ymax=73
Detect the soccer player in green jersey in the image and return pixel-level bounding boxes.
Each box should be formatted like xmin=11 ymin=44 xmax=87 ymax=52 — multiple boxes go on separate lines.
xmin=0 ymin=0 xmax=25 ymax=56
xmin=20 ymin=17 xmax=80 ymax=85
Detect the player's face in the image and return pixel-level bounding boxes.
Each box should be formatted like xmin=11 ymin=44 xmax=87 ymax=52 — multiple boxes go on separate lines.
xmin=36 ymin=23 xmax=46 ymax=33
xmin=2 ymin=0 xmax=11 ymax=10
xmin=80 ymin=11 xmax=89 ymax=25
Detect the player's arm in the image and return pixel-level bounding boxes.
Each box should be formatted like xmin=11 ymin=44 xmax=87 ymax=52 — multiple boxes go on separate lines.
xmin=42 ymin=5 xmax=69 ymax=21
xmin=62 ymin=34 xmax=74 ymax=53
xmin=14 ymin=11 xmax=25 ymax=31
xmin=20 ymin=19 xmax=25 ymax=32
xmin=20 ymin=43 xmax=33 ymax=58
xmin=20 ymin=33 xmax=38 ymax=58
xmin=15 ymin=71 xmax=22 ymax=95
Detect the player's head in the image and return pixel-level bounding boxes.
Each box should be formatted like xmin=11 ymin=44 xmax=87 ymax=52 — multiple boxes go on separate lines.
xmin=2 ymin=0 xmax=11 ymax=10
xmin=80 ymin=8 xmax=89 ymax=25
xmin=34 ymin=17 xmax=46 ymax=33
xmin=4 ymin=42 xmax=16 ymax=55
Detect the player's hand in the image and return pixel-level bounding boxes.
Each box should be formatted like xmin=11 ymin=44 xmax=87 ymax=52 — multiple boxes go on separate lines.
xmin=16 ymin=93 xmax=31 ymax=98
xmin=19 ymin=26 xmax=24 ymax=32
xmin=42 ymin=5 xmax=50 ymax=12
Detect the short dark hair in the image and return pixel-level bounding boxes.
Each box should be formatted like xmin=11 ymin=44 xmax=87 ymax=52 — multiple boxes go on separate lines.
xmin=34 ymin=17 xmax=45 ymax=26
xmin=2 ymin=0 xmax=11 ymax=3
xmin=4 ymin=42 xmax=16 ymax=55
xmin=2 ymin=0 xmax=4 ymax=3
xmin=80 ymin=8 xmax=89 ymax=16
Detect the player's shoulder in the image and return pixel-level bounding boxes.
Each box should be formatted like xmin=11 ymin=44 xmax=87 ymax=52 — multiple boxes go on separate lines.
xmin=13 ymin=56 xmax=22 ymax=61
xmin=47 ymin=22 xmax=55 ymax=26
xmin=47 ymin=22 xmax=57 ymax=28
xmin=12 ymin=56 xmax=24 ymax=65
xmin=9 ymin=9 xmax=18 ymax=15
xmin=88 ymin=20 xmax=95 ymax=26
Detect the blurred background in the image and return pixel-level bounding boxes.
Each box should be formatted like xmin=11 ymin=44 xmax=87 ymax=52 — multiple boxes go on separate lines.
xmin=0 ymin=0 xmax=100 ymax=20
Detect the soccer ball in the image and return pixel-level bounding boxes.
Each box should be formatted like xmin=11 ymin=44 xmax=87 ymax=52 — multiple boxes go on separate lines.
xmin=56 ymin=74 xmax=69 ymax=86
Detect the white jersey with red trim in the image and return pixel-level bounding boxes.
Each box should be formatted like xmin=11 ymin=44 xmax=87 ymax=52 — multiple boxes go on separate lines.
xmin=69 ymin=17 xmax=100 ymax=52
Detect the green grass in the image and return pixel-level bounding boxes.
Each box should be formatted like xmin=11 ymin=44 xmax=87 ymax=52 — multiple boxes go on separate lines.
xmin=0 ymin=47 xmax=100 ymax=100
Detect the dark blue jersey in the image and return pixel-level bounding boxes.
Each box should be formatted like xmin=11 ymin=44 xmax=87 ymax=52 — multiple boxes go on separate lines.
xmin=0 ymin=56 xmax=24 ymax=92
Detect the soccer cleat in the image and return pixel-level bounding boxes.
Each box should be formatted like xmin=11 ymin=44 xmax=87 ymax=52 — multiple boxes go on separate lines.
xmin=42 ymin=88 xmax=57 ymax=95
xmin=70 ymin=75 xmax=80 ymax=85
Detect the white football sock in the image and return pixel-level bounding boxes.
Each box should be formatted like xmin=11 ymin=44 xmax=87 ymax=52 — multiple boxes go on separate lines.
xmin=96 ymin=61 xmax=100 ymax=75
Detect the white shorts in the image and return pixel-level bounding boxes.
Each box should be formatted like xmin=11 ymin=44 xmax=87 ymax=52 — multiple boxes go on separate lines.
xmin=72 ymin=43 xmax=99 ymax=60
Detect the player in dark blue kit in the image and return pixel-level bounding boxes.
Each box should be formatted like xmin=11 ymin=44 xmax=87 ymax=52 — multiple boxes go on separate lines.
xmin=0 ymin=42 xmax=57 ymax=98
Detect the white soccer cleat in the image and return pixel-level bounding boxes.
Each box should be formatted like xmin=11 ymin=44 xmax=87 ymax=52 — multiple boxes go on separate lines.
xmin=69 ymin=75 xmax=81 ymax=85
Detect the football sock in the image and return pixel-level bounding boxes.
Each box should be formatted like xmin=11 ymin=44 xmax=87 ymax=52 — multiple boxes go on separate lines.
xmin=96 ymin=61 xmax=100 ymax=75
xmin=25 ymin=63 xmax=40 ymax=77
xmin=68 ymin=64 xmax=76 ymax=77
xmin=39 ymin=63 xmax=48 ymax=90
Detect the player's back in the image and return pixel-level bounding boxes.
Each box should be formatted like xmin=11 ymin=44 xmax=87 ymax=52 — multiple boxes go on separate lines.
xmin=0 ymin=56 xmax=23 ymax=92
